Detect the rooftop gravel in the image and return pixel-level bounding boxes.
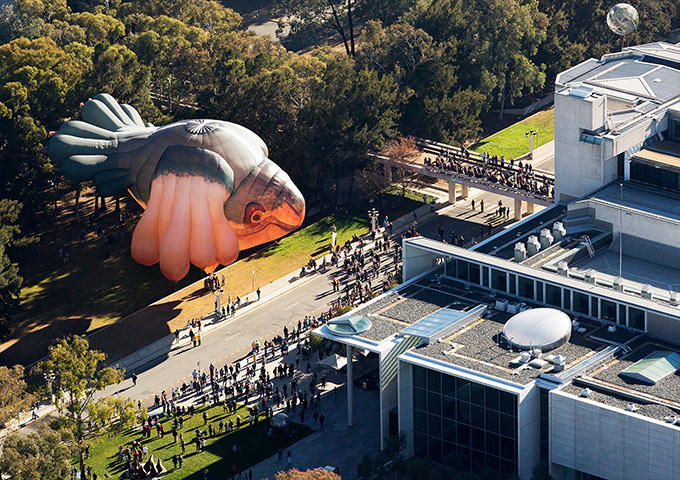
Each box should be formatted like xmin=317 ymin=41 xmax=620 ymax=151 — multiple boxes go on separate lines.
xmin=356 ymin=315 xmax=404 ymax=342
xmin=591 ymin=340 xmax=680 ymax=405
xmin=560 ymin=383 xmax=680 ymax=423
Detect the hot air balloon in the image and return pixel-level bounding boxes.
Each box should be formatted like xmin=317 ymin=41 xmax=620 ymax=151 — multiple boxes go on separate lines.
xmin=44 ymin=94 xmax=305 ymax=282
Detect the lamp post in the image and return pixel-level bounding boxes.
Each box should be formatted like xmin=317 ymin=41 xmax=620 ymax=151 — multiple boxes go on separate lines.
xmin=368 ymin=207 xmax=379 ymax=233
xmin=525 ymin=129 xmax=538 ymax=159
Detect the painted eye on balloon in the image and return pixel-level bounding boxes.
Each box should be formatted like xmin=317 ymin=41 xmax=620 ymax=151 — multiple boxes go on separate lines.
xmin=245 ymin=202 xmax=265 ymax=224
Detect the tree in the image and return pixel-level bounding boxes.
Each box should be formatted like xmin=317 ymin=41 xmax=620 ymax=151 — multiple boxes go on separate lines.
xmin=0 ymin=200 xmax=34 ymax=335
xmin=0 ymin=427 xmax=74 ymax=480
xmin=276 ymin=468 xmax=341 ymax=480
xmin=0 ymin=365 xmax=35 ymax=427
xmin=37 ymin=335 xmax=123 ymax=472
xmin=276 ymin=0 xmax=358 ymax=56
xmin=88 ymin=395 xmax=146 ymax=435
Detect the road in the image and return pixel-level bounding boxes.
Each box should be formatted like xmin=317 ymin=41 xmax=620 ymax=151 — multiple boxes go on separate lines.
xmin=102 ymin=251 xmax=397 ymax=405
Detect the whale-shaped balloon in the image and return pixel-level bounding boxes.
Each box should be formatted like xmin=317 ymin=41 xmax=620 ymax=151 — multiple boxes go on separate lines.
xmin=45 ymin=94 xmax=305 ymax=282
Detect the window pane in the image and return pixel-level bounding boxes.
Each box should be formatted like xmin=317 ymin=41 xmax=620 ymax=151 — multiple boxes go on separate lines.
xmin=546 ymin=284 xmax=561 ymax=307
xmin=518 ymin=276 xmax=534 ymax=300
xmin=414 ymin=432 xmax=427 ymax=456
xmin=486 ymin=432 xmax=500 ymax=456
xmin=457 ymin=401 xmax=470 ymax=425
xmin=563 ymin=288 xmax=571 ymax=310
xmin=470 ymin=382 xmax=485 ymax=406
xmin=457 ymin=380 xmax=470 ymax=402
xmin=443 ymin=396 xmax=455 ymax=419
xmin=414 ymin=365 xmax=426 ymax=389
xmin=471 ymin=449 xmax=485 ymax=469
xmin=414 ymin=387 xmax=426 ymax=411
xmin=428 ymin=392 xmax=441 ymax=416
xmin=500 ymin=391 xmax=515 ymax=415
xmin=492 ymin=269 xmax=507 ymax=291
xmin=500 ymin=436 xmax=516 ymax=461
xmin=591 ymin=296 xmax=599 ymax=317
xmin=574 ymin=292 xmax=589 ymax=314
xmin=443 ymin=419 xmax=456 ymax=443
xmin=501 ymin=459 xmax=516 ymax=475
xmin=457 ymin=423 xmax=470 ymax=447
xmin=443 ymin=441 xmax=456 ymax=462
xmin=469 ymin=263 xmax=480 ymax=284
xmin=536 ymin=281 xmax=544 ymax=302
xmin=482 ymin=267 xmax=489 ymax=287
xmin=442 ymin=374 xmax=456 ymax=396
xmin=471 ymin=405 xmax=485 ymax=428
xmin=509 ymin=274 xmax=517 ymax=295
xmin=471 ymin=427 xmax=485 ymax=451
xmin=485 ymin=454 xmax=500 ymax=475
xmin=428 ymin=436 xmax=442 ymax=464
xmin=457 ymin=260 xmax=469 ymax=281
xmin=629 ymin=307 xmax=645 ymax=330
xmin=486 ymin=387 xmax=500 ymax=411
xmin=486 ymin=409 xmax=500 ymax=434
xmin=429 ymin=412 xmax=442 ymax=437
xmin=601 ymin=299 xmax=617 ymax=322
xmin=428 ymin=370 xmax=441 ymax=393
xmin=415 ymin=410 xmax=427 ymax=433
xmin=500 ymin=414 xmax=516 ymax=439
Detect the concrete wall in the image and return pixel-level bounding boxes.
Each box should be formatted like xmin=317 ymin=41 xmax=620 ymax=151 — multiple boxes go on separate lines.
xmin=403 ymin=241 xmax=442 ymax=281
xmin=518 ymin=384 xmax=541 ymax=480
xmin=550 ymin=390 xmax=680 ymax=480
xmin=577 ymin=199 xmax=680 ymax=250
xmin=398 ymin=360 xmax=415 ymax=458
xmin=554 ymin=92 xmax=608 ymax=202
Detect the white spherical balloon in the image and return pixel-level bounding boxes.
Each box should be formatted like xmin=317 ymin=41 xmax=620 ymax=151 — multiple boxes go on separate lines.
xmin=607 ymin=3 xmax=639 ymax=36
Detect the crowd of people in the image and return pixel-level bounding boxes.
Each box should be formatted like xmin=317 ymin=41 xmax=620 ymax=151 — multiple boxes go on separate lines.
xmin=424 ymin=148 xmax=554 ymax=198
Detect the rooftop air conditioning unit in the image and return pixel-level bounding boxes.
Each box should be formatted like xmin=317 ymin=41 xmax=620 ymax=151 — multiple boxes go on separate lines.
xmin=527 ymin=236 xmax=541 ymax=256
xmin=529 ymin=358 xmax=548 ymax=369
xmin=553 ymin=355 xmax=566 ymax=372
xmin=514 ymin=242 xmax=527 ymax=262
xmin=671 ymin=291 xmax=680 ymax=306
xmin=572 ymin=320 xmax=580 ymax=330
xmin=585 ymin=269 xmax=596 ymax=284
xmin=580 ymin=388 xmax=592 ymax=398
xmin=557 ymin=261 xmax=569 ymax=277
xmin=552 ymin=222 xmax=566 ymax=241
xmin=519 ymin=351 xmax=531 ymax=363
xmin=507 ymin=302 xmax=521 ymax=314
xmin=613 ymin=277 xmax=624 ymax=292
xmin=531 ymin=348 xmax=542 ymax=358
xmin=607 ymin=325 xmax=617 ymax=333
xmin=641 ymin=284 xmax=652 ymax=299
xmin=539 ymin=229 xmax=554 ymax=249
xmin=495 ymin=299 xmax=509 ymax=311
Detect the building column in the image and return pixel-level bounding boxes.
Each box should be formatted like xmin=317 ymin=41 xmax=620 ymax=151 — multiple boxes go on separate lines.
xmin=347 ymin=345 xmax=354 ymax=427
xmin=514 ymin=198 xmax=523 ymax=220
xmin=526 ymin=202 xmax=535 ymax=215
xmin=624 ymin=151 xmax=631 ymax=181
xmin=461 ymin=184 xmax=469 ymax=198
xmin=448 ymin=181 xmax=457 ymax=204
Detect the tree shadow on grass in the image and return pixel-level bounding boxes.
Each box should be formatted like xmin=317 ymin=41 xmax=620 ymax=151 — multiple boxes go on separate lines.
xmin=0 ymin=316 xmax=93 ymax=365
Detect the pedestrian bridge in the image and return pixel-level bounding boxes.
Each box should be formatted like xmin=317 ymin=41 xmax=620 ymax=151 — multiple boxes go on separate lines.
xmin=375 ymin=138 xmax=555 ymax=220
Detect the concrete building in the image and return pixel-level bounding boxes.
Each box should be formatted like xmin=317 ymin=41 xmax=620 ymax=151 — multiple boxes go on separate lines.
xmin=554 ymin=42 xmax=680 ymax=202
xmin=313 ymin=42 xmax=680 ymax=480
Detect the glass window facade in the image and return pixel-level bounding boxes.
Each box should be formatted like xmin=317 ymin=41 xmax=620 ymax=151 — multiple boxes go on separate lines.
xmin=629 ymin=307 xmax=645 ymax=330
xmin=574 ymin=292 xmax=589 ymax=315
xmin=546 ymin=284 xmax=561 ymax=307
xmin=492 ymin=269 xmax=507 ymax=292
xmin=518 ymin=276 xmax=534 ymax=300
xmin=412 ymin=365 xmax=518 ymax=476
xmin=601 ymin=299 xmax=617 ymax=322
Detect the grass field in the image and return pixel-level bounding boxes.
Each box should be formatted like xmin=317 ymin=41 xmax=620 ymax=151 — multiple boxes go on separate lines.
xmin=470 ymin=108 xmax=554 ymax=159
xmin=2 ymin=188 xmax=426 ymax=365
xmin=84 ymin=403 xmax=312 ymax=479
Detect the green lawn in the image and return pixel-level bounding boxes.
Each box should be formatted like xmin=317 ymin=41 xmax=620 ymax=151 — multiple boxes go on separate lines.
xmin=84 ymin=403 xmax=313 ymax=479
xmin=470 ymin=108 xmax=555 ymax=159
